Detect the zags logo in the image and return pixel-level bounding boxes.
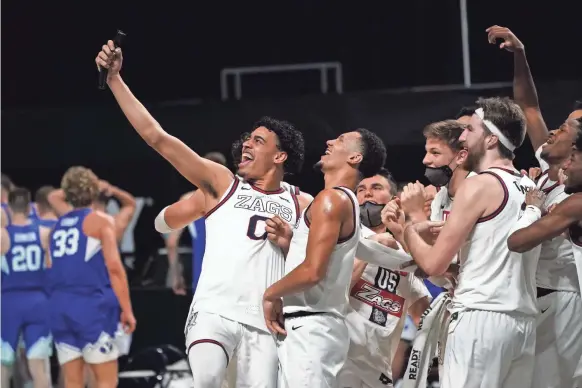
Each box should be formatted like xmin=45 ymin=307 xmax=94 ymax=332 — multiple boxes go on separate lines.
xmin=351 ymin=279 xmax=404 ymax=317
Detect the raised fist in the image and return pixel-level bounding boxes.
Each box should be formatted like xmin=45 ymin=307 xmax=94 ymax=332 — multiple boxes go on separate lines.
xmin=95 ymin=40 xmax=123 ymax=80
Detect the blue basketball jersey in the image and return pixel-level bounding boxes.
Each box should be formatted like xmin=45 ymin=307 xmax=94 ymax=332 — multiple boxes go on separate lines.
xmin=2 ymin=222 xmax=47 ymax=292
xmin=2 ymin=203 xmax=39 ymax=225
xmin=48 ymin=208 xmax=110 ymax=295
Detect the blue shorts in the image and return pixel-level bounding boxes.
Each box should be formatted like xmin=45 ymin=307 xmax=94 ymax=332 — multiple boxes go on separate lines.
xmin=49 ymin=290 xmax=120 ymax=365
xmin=1 ymin=290 xmax=52 ymax=364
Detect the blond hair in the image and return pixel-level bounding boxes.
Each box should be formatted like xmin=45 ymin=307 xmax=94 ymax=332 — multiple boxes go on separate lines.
xmin=61 ymin=166 xmax=99 ymax=208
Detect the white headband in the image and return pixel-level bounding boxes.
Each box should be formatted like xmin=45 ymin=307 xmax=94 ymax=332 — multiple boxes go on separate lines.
xmin=475 ymin=107 xmax=516 ymax=152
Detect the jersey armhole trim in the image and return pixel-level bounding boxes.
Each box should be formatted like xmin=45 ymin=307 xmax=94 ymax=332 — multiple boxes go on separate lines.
xmin=290 ymin=190 xmax=300 ymax=225
xmin=476 ymin=171 xmax=508 ymax=223
xmin=334 ymin=187 xmax=357 ymax=243
xmin=204 ymin=179 xmax=240 ymax=219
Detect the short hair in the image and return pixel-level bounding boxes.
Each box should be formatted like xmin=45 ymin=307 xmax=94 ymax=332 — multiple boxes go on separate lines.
xmin=573 ymin=100 xmax=582 ymax=111
xmin=376 ymin=168 xmax=398 ymax=197
xmin=355 ymin=128 xmax=387 ymax=179
xmin=1 ymin=174 xmax=13 ymax=192
xmin=455 ymin=105 xmax=477 ymax=119
xmin=94 ymin=191 xmax=110 ymax=205
xmin=8 ymin=187 xmax=31 ymax=214
xmin=423 ymin=120 xmax=466 ymax=152
xmin=475 ymin=96 xmax=526 ymax=159
xmin=61 ymin=166 xmax=99 ymax=208
xmin=34 ymin=186 xmax=55 ymax=212
xmin=254 ymin=116 xmax=305 ymax=175
xmin=204 ymin=151 xmax=227 ymax=166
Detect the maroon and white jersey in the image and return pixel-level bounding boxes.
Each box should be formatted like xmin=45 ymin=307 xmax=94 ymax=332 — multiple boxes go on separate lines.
xmin=430 ymin=172 xmax=477 ymax=222
xmin=188 ymin=176 xmax=301 ymax=332
xmin=451 ymin=168 xmax=538 ymax=316
xmin=534 ymin=146 xmax=579 ymax=292
xmin=345 ymin=227 xmax=430 ymax=376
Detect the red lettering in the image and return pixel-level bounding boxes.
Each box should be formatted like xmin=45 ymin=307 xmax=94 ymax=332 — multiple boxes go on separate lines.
xmin=350 ymin=279 xmax=405 ymax=317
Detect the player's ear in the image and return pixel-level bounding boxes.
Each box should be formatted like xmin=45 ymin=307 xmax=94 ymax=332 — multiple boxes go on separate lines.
xmin=274 ymin=151 xmax=288 ymax=166
xmin=456 ymin=148 xmax=468 ymax=165
xmin=347 ymin=151 xmax=363 ymax=167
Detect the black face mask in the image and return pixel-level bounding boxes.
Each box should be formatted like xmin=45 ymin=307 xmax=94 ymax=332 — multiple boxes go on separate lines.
xmin=424 ymin=165 xmax=454 ymax=187
xmin=360 ymin=201 xmax=385 ymax=228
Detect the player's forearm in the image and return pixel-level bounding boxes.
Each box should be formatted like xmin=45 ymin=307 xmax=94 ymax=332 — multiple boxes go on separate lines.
xmin=107 ymin=74 xmax=166 ymax=146
xmin=356 ymin=238 xmax=414 ymax=270
xmin=404 ymin=226 xmax=446 ymax=276
xmin=110 ymin=185 xmax=136 ymax=208
xmin=264 ymin=264 xmax=320 ymax=301
xmin=47 ymin=189 xmax=72 ymax=216
xmin=350 ymin=259 xmax=368 ymax=289
xmin=513 ymin=49 xmax=540 ymax=109
xmin=109 ymin=269 xmax=133 ymax=314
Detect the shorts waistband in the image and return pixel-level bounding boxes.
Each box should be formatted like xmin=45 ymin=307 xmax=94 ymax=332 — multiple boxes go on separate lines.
xmin=283 ymin=311 xmax=326 ymax=319
xmin=537 ymin=287 xmax=557 ymax=298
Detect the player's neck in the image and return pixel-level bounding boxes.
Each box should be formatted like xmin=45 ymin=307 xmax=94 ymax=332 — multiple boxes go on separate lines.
xmin=323 ymin=169 xmax=358 ymax=191
xmin=11 ymin=213 xmax=29 ymax=225
xmin=478 ymin=153 xmax=514 ymax=173
xmin=251 ymin=170 xmax=283 ymax=192
xmin=371 ymin=225 xmax=386 ymax=234
xmin=448 ymin=169 xmax=470 ymax=197
xmin=40 ymin=211 xmax=58 ymax=220
xmin=547 ymin=159 xmax=567 ymax=182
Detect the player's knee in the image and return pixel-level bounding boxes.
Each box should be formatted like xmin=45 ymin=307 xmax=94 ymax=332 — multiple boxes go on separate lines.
xmin=188 ymin=342 xmax=229 ymax=388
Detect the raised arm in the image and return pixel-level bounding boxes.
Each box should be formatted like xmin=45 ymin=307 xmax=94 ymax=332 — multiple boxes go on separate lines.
xmin=508 ymin=194 xmax=582 ymax=252
xmin=487 ymin=25 xmax=549 ymax=151
xmin=95 ymin=41 xmax=233 ymax=200
xmin=47 ymin=189 xmax=73 ymax=216
xmin=155 ymin=190 xmax=206 ymax=233
xmin=104 ymin=182 xmax=137 ymax=242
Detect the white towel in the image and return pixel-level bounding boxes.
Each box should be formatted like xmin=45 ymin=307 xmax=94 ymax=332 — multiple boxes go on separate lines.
xmin=401 ymin=292 xmax=451 ymax=388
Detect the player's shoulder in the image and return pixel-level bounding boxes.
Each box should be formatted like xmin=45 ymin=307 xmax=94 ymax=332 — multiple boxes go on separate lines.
xmin=87 ymin=210 xmax=115 ymax=227
xmin=180 ymin=190 xmax=196 ymax=201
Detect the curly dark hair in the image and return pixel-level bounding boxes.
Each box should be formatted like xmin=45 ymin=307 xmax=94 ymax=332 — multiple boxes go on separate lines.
xmin=231 ymin=116 xmax=305 ymax=175
xmin=455 ymin=105 xmax=477 ymax=120
xmin=355 ymin=128 xmax=387 ymax=179
xmin=376 ymin=167 xmax=398 ymax=197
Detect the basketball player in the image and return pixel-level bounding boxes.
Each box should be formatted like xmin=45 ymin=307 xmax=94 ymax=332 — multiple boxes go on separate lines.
xmin=1 ymin=188 xmax=53 ymax=388
xmin=337 ymin=168 xmax=431 ymax=388
xmin=455 ymin=106 xmax=477 ymax=126
xmin=47 ymin=166 xmax=136 ymax=388
xmin=263 ymin=129 xmax=386 ymax=387
xmin=96 ymin=40 xmax=308 ymax=387
xmin=508 ymin=131 xmax=582 ymax=386
xmin=487 ymin=24 xmax=582 ymax=388
xmin=34 ymin=186 xmax=58 ymax=228
xmin=403 ymin=97 xmax=538 ymax=387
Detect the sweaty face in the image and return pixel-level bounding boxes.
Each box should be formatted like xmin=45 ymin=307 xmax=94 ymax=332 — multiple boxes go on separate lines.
xmin=459 ymin=114 xmax=488 ymax=172
xmin=237 ymin=127 xmax=284 ymax=180
xmin=356 ymin=175 xmax=393 ymax=205
xmin=320 ymin=131 xmax=363 ymax=172
xmin=541 ymin=119 xmax=580 ymax=163
xmin=563 ymin=146 xmax=582 ymax=193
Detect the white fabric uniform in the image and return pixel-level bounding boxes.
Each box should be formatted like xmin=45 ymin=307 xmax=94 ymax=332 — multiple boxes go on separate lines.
xmin=568 ymin=225 xmax=582 ymax=383
xmin=338 ymin=227 xmax=430 ymax=388
xmin=278 ymin=187 xmax=360 ymax=388
xmin=442 ymin=168 xmax=538 ymax=388
xmin=531 ymin=147 xmax=582 ymax=388
xmin=184 ymin=177 xmax=301 ymax=388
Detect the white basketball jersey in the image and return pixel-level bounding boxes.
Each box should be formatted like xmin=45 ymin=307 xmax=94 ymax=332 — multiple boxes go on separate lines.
xmin=534 ymin=146 xmax=579 ymax=292
xmin=346 ymin=228 xmax=430 ymax=375
xmin=568 ymin=223 xmax=582 ymax=296
xmin=430 ymin=172 xmax=477 ymax=222
xmin=451 ymin=168 xmax=538 ymax=316
xmin=283 ymin=187 xmax=360 ymax=317
xmin=189 ymin=177 xmax=301 ymax=332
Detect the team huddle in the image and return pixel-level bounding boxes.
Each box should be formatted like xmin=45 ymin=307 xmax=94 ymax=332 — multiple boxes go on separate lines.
xmin=1 ymin=24 xmax=580 ymax=388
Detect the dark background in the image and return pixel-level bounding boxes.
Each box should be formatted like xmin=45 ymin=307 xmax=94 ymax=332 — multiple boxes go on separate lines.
xmin=2 ymin=0 xmax=581 ymax=353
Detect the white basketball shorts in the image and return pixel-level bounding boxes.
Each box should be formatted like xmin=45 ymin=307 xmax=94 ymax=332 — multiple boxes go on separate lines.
xmin=441 ymin=310 xmax=535 ymax=388
xmin=277 ymin=313 xmax=349 ymax=388
xmin=185 ymin=310 xmax=278 ymax=388
xmin=338 ymin=358 xmax=394 ymax=388
xmin=532 ymin=290 xmax=582 ymax=388
xmin=55 ymin=332 xmax=119 ymax=365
